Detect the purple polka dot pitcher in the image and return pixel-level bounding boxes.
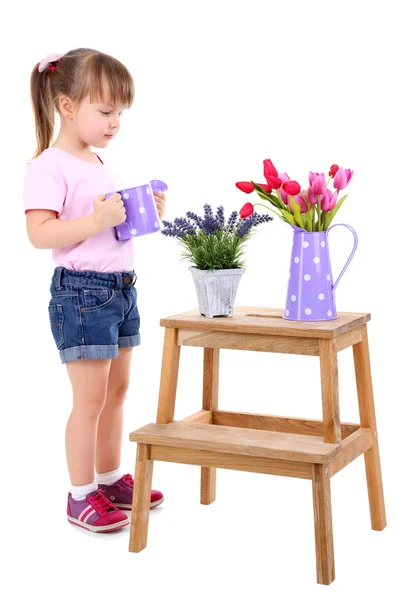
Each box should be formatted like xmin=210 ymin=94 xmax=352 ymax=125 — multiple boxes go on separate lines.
xmin=284 ymin=223 xmax=358 ymax=321
xmin=105 ymin=179 xmax=168 ymax=241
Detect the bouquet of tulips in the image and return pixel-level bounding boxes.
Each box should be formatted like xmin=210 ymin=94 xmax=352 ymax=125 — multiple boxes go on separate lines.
xmin=236 ymin=159 xmax=353 ymax=232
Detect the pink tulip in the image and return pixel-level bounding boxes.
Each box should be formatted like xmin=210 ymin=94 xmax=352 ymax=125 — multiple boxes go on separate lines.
xmin=288 ymin=193 xmax=307 ymax=214
xmin=333 ymin=168 xmax=353 ymax=190
xmin=305 ymin=188 xmax=318 ymax=206
xmin=321 ymin=189 xmax=338 ymax=211
xmin=263 ymin=159 xmax=278 ymax=179
xmin=278 ymin=172 xmax=291 ymax=204
xmin=309 ymin=173 xmax=326 ymax=195
xmin=309 ymin=171 xmax=318 ymax=185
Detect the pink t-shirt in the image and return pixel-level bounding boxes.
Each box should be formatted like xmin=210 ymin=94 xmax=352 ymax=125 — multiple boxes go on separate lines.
xmin=23 ymin=147 xmax=134 ymax=272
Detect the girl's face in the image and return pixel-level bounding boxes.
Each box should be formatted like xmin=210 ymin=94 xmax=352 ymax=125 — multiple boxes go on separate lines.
xmin=72 ymin=83 xmax=127 ymax=148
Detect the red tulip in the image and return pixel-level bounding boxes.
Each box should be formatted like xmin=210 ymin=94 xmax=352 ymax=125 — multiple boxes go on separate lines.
xmin=236 ymin=181 xmax=254 ymax=194
xmin=258 ymin=183 xmax=272 ymax=193
xmin=333 ymin=168 xmax=353 ymax=190
xmin=329 ymin=164 xmax=340 ymax=177
xmin=281 ymin=180 xmax=301 ymax=196
xmin=321 ymin=189 xmax=338 ymax=211
xmin=263 ymin=159 xmax=278 ymax=178
xmin=239 ymin=202 xmax=255 ymax=218
xmin=266 ymin=175 xmax=282 ymax=190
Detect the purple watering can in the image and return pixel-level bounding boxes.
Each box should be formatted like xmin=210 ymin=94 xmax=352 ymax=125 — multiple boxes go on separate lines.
xmin=105 ymin=179 xmax=168 ymax=241
xmin=284 ymin=223 xmax=358 ymax=321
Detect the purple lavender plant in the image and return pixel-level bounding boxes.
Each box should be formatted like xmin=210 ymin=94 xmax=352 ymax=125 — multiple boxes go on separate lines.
xmin=161 ymin=203 xmax=273 ymax=271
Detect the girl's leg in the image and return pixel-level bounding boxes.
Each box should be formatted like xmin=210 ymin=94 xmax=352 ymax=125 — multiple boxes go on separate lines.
xmin=95 ymin=347 xmax=133 ymax=474
xmin=65 ymin=358 xmax=112 ymax=485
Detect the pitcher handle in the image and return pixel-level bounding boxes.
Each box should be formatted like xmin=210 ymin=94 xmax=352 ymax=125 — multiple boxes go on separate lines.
xmin=149 ymin=179 xmax=168 ymax=194
xmin=326 ymin=223 xmax=358 ymax=292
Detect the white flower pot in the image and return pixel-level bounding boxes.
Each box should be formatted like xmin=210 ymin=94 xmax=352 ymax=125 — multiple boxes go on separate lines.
xmin=189 ymin=266 xmax=245 ymax=318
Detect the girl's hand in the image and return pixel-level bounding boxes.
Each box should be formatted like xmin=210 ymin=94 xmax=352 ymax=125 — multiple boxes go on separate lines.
xmin=154 ymin=192 xmax=166 ymax=220
xmin=93 ymin=192 xmax=126 ymax=231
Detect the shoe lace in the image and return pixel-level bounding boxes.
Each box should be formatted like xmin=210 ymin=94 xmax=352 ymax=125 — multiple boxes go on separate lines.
xmin=89 ymin=490 xmax=115 ymax=514
xmin=121 ymin=473 xmax=134 ymax=487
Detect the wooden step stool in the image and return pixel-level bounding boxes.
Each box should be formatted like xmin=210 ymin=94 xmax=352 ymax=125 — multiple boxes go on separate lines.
xmin=128 ymin=306 xmax=386 ymax=585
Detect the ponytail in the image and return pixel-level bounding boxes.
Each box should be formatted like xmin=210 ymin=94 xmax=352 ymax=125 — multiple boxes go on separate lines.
xmin=29 ymin=64 xmax=56 ymax=161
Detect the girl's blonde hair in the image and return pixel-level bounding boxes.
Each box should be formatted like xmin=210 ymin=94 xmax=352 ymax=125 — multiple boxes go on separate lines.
xmin=29 ymin=47 xmax=135 ymax=162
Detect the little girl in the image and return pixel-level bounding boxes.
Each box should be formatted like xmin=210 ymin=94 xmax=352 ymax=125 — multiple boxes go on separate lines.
xmin=23 ymin=48 xmax=165 ymax=533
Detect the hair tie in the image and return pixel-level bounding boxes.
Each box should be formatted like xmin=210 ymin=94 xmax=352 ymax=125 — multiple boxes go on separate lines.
xmin=38 ymin=52 xmax=67 ymax=73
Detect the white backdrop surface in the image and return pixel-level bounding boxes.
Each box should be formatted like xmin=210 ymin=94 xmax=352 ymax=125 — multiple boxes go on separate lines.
xmin=1 ymin=1 xmax=412 ymax=597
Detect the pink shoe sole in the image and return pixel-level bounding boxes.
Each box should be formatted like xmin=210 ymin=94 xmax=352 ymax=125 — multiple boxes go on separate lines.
xmin=67 ymin=514 xmax=129 ymax=533
xmin=114 ymin=496 xmax=165 ymax=511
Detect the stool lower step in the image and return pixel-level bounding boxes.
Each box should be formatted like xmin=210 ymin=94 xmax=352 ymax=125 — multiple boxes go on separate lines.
xmin=129 ymin=421 xmax=340 ymax=464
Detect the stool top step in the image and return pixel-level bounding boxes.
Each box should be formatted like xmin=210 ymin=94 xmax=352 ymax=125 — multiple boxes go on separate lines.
xmin=159 ymin=306 xmax=371 ymax=339
xmin=129 ymin=421 xmax=341 ymax=463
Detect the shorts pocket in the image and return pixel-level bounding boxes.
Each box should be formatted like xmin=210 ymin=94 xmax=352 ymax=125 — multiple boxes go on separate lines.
xmin=48 ymin=304 xmax=64 ymax=349
xmin=82 ymin=288 xmax=116 ymax=312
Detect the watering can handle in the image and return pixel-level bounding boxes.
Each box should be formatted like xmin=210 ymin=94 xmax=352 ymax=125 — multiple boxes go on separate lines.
xmin=326 ymin=223 xmax=358 ymax=292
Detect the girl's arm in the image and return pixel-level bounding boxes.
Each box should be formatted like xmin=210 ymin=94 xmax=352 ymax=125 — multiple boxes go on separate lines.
xmin=26 ymin=192 xmax=125 ymax=249
xmin=26 ymin=209 xmax=101 ymax=249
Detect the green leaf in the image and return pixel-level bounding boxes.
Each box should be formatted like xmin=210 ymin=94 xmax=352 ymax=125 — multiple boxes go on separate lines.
xmin=280 ymin=209 xmax=295 ymax=225
xmin=289 ymin=196 xmax=304 ymax=229
xmin=323 ymin=194 xmax=347 ymax=229
xmin=256 ymin=190 xmax=279 ymax=208
xmin=306 ymin=208 xmax=312 ymax=232
xmin=253 ymin=202 xmax=281 ymax=217
xmin=252 ymin=182 xmax=283 ymax=209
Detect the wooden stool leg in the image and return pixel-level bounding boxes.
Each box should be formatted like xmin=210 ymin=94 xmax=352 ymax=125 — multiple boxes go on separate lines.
xmin=129 ymin=444 xmax=154 ymax=553
xmin=319 ymin=339 xmax=341 ymax=443
xmin=156 ymin=328 xmax=181 ymax=424
xmin=201 ymin=347 xmax=219 ymax=505
xmin=353 ymin=324 xmax=387 ymax=531
xmin=312 ymin=464 xmax=335 ymax=585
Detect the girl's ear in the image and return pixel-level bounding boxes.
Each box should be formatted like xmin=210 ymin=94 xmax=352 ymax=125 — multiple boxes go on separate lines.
xmin=58 ymin=94 xmax=76 ymax=120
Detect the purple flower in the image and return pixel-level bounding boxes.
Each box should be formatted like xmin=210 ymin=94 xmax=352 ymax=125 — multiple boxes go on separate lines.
xmin=226 ymin=210 xmax=239 ymax=232
xmin=161 ymin=203 xmax=273 ymax=241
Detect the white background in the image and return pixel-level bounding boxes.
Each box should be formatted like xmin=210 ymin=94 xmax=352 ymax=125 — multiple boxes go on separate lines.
xmin=1 ymin=0 xmax=412 ymax=597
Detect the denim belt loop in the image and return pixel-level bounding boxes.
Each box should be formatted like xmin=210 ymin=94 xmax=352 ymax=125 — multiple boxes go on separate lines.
xmin=54 ymin=266 xmax=64 ymax=290
xmin=114 ymin=272 xmax=122 ymax=291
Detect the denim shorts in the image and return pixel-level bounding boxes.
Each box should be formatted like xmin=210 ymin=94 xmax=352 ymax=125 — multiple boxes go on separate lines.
xmin=48 ymin=267 xmax=141 ymax=364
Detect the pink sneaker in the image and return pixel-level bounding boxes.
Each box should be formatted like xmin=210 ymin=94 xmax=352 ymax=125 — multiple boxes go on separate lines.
xmin=98 ymin=474 xmax=164 ymax=510
xmin=67 ymin=489 xmax=129 ymax=533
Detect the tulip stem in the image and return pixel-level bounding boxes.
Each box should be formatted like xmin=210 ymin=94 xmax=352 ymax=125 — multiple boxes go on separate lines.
xmin=253 ymin=202 xmax=281 ymax=217
xmin=316 ymin=195 xmax=321 ymax=232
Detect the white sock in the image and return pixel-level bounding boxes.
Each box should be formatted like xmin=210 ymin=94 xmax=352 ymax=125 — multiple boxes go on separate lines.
xmin=96 ymin=468 xmax=123 ymax=486
xmin=70 ymin=480 xmax=98 ymax=501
